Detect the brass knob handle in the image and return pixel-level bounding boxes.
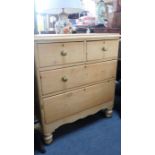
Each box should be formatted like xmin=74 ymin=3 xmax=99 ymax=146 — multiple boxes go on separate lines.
xmin=102 ymin=47 xmax=107 ymax=51
xmin=61 ymin=76 xmax=68 ymax=82
xmin=61 ymin=50 xmax=67 ymax=56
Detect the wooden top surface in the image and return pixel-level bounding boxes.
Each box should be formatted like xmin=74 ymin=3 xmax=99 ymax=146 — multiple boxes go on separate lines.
xmin=34 ymin=33 xmax=120 ymax=43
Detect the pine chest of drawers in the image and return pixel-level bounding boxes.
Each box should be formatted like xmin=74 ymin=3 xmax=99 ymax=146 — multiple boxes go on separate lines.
xmin=34 ymin=34 xmax=120 ymax=144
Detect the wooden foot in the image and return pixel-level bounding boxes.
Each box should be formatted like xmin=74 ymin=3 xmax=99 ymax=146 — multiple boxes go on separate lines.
xmin=105 ymin=109 xmax=113 ymax=118
xmin=44 ymin=133 xmax=53 ymax=144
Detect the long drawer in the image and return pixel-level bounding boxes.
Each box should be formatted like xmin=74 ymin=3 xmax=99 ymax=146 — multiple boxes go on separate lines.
xmin=37 ymin=42 xmax=85 ymax=67
xmin=43 ymin=80 xmax=115 ymax=124
xmin=87 ymin=40 xmax=119 ymax=61
xmin=40 ymin=60 xmax=117 ymax=95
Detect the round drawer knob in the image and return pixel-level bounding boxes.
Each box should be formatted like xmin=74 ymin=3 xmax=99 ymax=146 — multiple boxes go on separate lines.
xmin=61 ymin=76 xmax=68 ymax=82
xmin=102 ymin=47 xmax=107 ymax=51
xmin=61 ymin=50 xmax=67 ymax=56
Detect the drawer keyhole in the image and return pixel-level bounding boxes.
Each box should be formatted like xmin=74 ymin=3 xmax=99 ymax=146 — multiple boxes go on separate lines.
xmin=61 ymin=51 xmax=67 ymax=56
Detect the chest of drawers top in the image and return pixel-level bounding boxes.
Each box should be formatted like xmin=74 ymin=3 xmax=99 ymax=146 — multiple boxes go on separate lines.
xmin=34 ymin=33 xmax=120 ymax=43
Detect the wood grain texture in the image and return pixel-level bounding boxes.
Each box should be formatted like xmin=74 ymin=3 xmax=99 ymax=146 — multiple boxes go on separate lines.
xmin=40 ymin=60 xmax=117 ymax=95
xmin=43 ymin=80 xmax=115 ymax=124
xmin=37 ymin=42 xmax=85 ymax=67
xmin=85 ymin=60 xmax=117 ymax=84
xmin=87 ymin=40 xmax=119 ymax=61
xmin=38 ymin=58 xmax=117 ymax=72
xmin=40 ymin=64 xmax=86 ymax=95
xmin=34 ymin=33 xmax=120 ymax=43
xmin=34 ymin=33 xmax=120 ymax=143
xmin=42 ymin=101 xmax=114 ymax=134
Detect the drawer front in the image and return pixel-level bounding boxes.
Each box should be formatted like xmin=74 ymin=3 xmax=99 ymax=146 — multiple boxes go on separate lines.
xmin=40 ymin=60 xmax=117 ymax=95
xmin=86 ymin=60 xmax=117 ymax=84
xmin=43 ymin=80 xmax=115 ymax=124
xmin=37 ymin=42 xmax=85 ymax=67
xmin=87 ymin=40 xmax=119 ymax=61
xmin=40 ymin=65 xmax=86 ymax=95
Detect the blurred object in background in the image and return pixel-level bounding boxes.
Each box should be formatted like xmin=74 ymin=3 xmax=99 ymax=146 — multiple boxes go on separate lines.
xmin=111 ymin=0 xmax=121 ymax=29
xmin=107 ymin=0 xmax=121 ymax=29
xmin=77 ymin=16 xmax=96 ymax=27
xmin=36 ymin=15 xmax=45 ymax=33
xmin=54 ymin=9 xmax=73 ymax=34
xmin=35 ymin=0 xmax=83 ymax=34
xmin=95 ymin=0 xmax=106 ymax=26
xmin=34 ymin=0 xmax=121 ymax=34
xmin=94 ymin=0 xmax=121 ymax=33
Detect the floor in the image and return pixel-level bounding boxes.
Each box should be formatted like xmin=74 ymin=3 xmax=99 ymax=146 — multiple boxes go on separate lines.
xmin=35 ymin=109 xmax=121 ymax=155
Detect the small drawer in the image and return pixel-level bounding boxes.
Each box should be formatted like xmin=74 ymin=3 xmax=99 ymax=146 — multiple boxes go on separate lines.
xmin=43 ymin=80 xmax=115 ymax=124
xmin=87 ymin=40 xmax=119 ymax=61
xmin=37 ymin=42 xmax=85 ymax=67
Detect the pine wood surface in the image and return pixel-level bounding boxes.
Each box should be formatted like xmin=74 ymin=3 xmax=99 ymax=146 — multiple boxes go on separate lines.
xmin=34 ymin=33 xmax=120 ymax=144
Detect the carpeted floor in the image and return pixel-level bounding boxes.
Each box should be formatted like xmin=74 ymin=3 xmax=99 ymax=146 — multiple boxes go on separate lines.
xmin=35 ymin=109 xmax=121 ymax=155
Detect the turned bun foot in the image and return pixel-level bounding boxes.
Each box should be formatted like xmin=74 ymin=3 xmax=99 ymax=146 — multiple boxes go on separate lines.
xmin=105 ymin=109 xmax=113 ymax=118
xmin=44 ymin=133 xmax=53 ymax=144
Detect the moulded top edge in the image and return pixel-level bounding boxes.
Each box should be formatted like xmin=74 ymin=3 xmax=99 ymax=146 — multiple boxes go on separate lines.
xmin=34 ymin=33 xmax=120 ymax=42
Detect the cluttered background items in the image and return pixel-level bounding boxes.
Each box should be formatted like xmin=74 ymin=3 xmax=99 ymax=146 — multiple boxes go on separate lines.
xmin=34 ymin=0 xmax=121 ymax=34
